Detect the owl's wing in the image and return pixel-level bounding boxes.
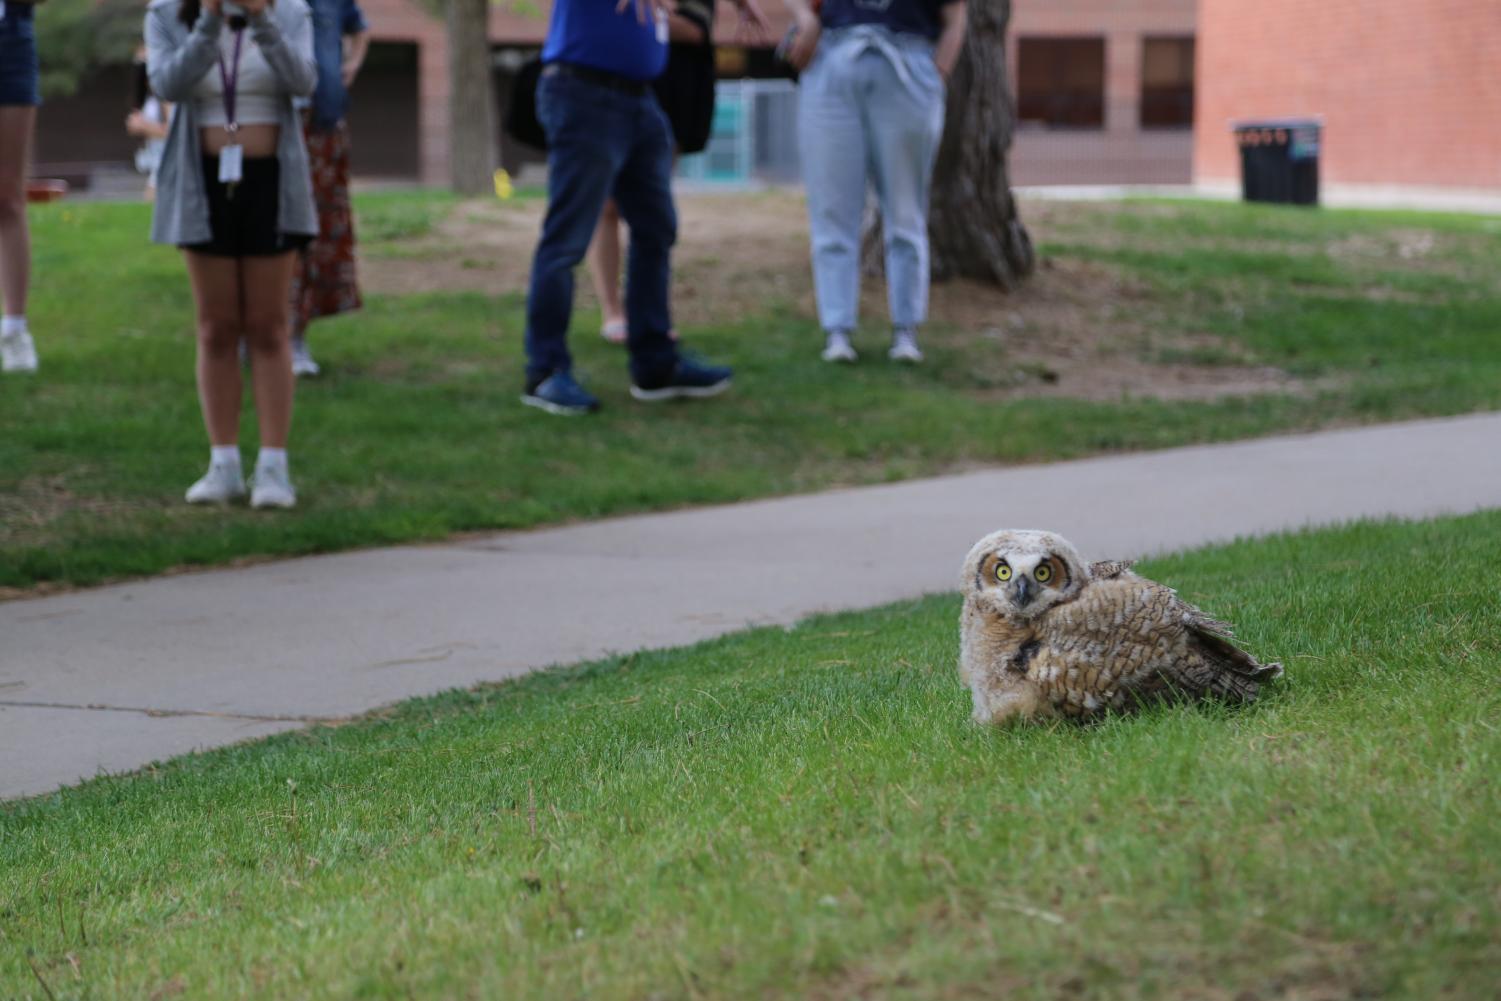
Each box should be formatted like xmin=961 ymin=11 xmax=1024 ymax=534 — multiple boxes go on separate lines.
xmin=1047 ymin=577 xmax=1281 ymax=705
xmin=1088 ymin=560 xmax=1136 ymax=581
xmin=1177 ymin=597 xmax=1284 ymax=701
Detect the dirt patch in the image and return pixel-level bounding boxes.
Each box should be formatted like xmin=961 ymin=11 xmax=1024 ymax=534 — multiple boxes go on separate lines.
xmin=360 ymin=192 xmax=1307 ymax=403
xmin=924 ymin=255 xmax=1311 ymax=402
xmin=1326 ymin=228 xmax=1436 ymax=264
xmin=0 ymin=476 xmax=156 ymax=547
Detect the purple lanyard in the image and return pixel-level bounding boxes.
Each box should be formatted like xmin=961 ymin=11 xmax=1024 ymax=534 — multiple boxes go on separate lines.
xmin=217 ymin=27 xmax=246 ymax=133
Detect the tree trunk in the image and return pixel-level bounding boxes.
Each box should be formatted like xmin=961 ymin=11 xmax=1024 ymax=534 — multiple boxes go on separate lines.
xmin=928 ymin=0 xmax=1034 ymax=287
xmin=860 ymin=0 xmax=1035 ymax=289
xmin=447 ymin=0 xmax=497 ymax=195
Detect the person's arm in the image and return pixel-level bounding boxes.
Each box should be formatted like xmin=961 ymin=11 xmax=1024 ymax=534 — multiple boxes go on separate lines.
xmin=668 ymin=13 xmax=706 ymax=44
xmin=241 ymin=0 xmax=317 ymax=97
xmin=341 ymin=0 xmax=371 ymax=87
xmin=729 ymin=0 xmax=771 ymax=43
xmin=126 ymin=110 xmax=171 ymax=140
xmin=934 ymin=1 xmax=968 ymax=82
xmin=779 ymin=0 xmax=820 ymax=71
xmin=615 ymin=0 xmax=673 ymax=23
xmin=665 ymin=0 xmax=712 ymax=44
xmin=145 ymin=0 xmax=225 ymax=104
xmin=342 ymin=29 xmax=371 ymax=87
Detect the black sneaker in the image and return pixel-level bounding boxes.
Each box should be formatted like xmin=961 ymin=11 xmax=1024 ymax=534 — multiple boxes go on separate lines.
xmin=521 ymin=370 xmax=601 ymax=415
xmin=630 ymin=356 xmax=733 ymax=402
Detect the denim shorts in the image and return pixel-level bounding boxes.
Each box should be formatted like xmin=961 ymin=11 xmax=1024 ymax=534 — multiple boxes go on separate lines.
xmin=0 ymin=6 xmax=40 ymax=108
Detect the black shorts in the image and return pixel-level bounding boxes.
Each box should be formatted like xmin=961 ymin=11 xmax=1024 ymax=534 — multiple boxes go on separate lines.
xmin=182 ymin=156 xmax=312 ymax=257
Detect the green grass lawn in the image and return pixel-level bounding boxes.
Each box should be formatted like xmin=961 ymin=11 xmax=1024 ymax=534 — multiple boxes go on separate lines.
xmin=4 ymin=194 xmax=1501 ymax=591
xmin=3 ymin=512 xmax=1498 ymax=999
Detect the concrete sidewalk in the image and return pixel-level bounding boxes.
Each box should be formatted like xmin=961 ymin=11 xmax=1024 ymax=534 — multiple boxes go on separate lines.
xmin=4 ymin=413 xmax=1499 ymax=799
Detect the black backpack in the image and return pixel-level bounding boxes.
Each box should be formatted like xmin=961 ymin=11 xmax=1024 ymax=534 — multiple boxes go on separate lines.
xmin=504 ymin=58 xmax=548 ymax=152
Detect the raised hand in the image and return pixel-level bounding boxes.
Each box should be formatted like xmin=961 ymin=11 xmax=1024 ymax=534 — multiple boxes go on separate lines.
xmin=733 ymin=0 xmax=773 ymax=44
xmin=614 ymin=0 xmax=671 ymax=25
xmin=785 ymin=11 xmax=821 ymax=71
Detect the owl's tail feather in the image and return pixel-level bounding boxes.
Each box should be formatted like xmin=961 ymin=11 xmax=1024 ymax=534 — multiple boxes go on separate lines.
xmin=1190 ymin=626 xmax=1283 ymax=703
xmin=1207 ymin=660 xmax=1282 ymax=702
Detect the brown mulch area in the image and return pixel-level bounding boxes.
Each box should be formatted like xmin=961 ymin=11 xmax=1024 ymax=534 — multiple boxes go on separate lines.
xmin=360 ymin=191 xmax=1309 ymax=402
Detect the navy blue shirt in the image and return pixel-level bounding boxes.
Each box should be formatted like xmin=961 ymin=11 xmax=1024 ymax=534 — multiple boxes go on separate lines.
xmin=542 ymin=0 xmax=668 ymax=82
xmin=820 ymin=0 xmax=957 ymax=41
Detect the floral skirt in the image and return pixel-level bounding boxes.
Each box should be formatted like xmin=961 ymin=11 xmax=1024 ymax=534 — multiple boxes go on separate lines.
xmin=290 ymin=122 xmax=362 ymax=332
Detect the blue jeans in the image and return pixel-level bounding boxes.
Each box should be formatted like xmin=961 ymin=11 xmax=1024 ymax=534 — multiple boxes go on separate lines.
xmin=525 ymin=71 xmax=679 ymax=385
xmin=797 ymin=27 xmax=946 ymax=332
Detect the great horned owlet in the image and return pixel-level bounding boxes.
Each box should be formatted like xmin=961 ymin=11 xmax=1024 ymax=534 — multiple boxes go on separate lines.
xmin=959 ymin=529 xmax=1283 ymax=725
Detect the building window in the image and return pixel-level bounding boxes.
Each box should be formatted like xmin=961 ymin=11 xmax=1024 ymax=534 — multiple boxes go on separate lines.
xmin=1016 ymin=37 xmax=1106 ymax=130
xmin=1140 ymin=37 xmax=1195 ymax=129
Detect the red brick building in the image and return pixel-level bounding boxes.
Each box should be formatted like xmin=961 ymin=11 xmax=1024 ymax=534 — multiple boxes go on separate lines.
xmin=359 ymin=0 xmax=1206 ymax=187
xmin=354 ymin=0 xmax=549 ymax=185
xmin=350 ymin=0 xmax=789 ymax=185
xmin=1195 ymin=0 xmax=1501 ymax=192
xmin=42 ymin=0 xmax=1209 ymax=190
xmin=354 ymin=0 xmax=1205 ymax=187
xmin=1008 ymin=0 xmax=1198 ymax=185
xmin=34 ymin=0 xmax=787 ymax=188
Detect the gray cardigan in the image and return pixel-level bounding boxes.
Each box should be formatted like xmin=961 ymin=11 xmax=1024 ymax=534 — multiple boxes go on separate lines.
xmin=145 ymin=0 xmax=318 ymax=246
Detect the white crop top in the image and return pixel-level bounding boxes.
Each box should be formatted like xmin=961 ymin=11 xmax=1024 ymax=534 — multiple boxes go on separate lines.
xmin=193 ymin=29 xmax=283 ymax=127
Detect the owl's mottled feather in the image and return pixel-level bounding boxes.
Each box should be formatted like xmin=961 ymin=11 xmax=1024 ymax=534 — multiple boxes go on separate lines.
xmin=959 ymin=530 xmax=1282 ymax=725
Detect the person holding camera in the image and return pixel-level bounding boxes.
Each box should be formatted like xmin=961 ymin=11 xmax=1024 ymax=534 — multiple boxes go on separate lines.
xmin=0 ymin=0 xmax=42 ymax=373
xmin=145 ymin=0 xmax=316 ymax=508
xmin=781 ymin=0 xmax=967 ymax=366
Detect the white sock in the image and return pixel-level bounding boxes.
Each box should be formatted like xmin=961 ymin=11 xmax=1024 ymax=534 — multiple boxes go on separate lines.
xmin=1 ymin=315 xmax=27 ymax=338
xmin=257 ymin=447 xmax=289 ymax=472
xmin=210 ymin=445 xmax=241 ymax=468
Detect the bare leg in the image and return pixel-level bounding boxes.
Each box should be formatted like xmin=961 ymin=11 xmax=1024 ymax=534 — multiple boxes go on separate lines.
xmin=184 ymin=251 xmax=246 ymax=446
xmin=586 ymin=198 xmax=626 ymax=339
xmin=241 ymin=251 xmax=299 ymax=449
xmin=0 ymin=107 xmax=37 ymax=318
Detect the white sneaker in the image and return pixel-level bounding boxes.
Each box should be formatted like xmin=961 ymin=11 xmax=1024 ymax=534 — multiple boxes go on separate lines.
xmin=185 ymin=463 xmax=247 ymax=504
xmin=821 ymin=330 xmax=857 ymax=364
xmin=291 ymin=339 xmax=321 ymax=377
xmin=889 ymin=329 xmax=924 ymax=364
xmin=0 ymin=329 xmax=38 ymax=373
xmin=250 ymin=463 xmax=297 ymax=509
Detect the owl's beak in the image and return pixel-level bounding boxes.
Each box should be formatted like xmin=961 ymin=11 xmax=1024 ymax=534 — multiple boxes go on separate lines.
xmin=1011 ymin=576 xmax=1037 ymax=609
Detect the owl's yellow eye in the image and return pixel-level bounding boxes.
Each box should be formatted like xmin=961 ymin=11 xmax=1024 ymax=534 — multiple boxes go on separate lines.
xmin=994 ymin=561 xmax=1012 ymax=582
xmin=1035 ymin=563 xmax=1053 ymax=583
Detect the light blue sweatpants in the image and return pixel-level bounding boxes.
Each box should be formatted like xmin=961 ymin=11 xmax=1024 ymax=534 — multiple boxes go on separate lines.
xmin=797 ymin=26 xmax=947 ymax=333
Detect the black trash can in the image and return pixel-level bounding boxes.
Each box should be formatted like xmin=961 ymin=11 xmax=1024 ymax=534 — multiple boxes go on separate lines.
xmin=1233 ymin=118 xmax=1322 ymax=206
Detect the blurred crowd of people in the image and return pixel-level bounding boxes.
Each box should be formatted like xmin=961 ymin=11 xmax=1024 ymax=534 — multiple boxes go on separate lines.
xmin=0 ymin=0 xmax=966 ymax=508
